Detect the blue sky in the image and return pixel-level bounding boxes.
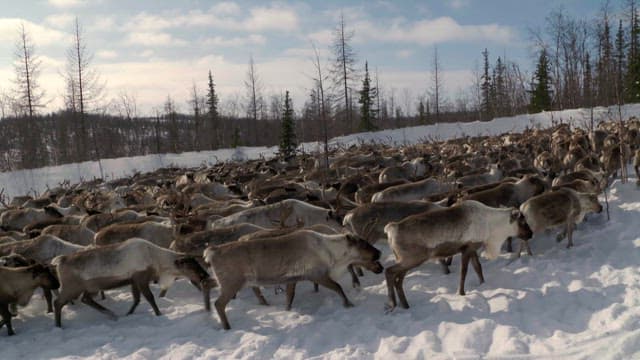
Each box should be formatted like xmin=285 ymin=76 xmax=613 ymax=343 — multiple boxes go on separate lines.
xmin=0 ymin=0 xmax=618 ymax=115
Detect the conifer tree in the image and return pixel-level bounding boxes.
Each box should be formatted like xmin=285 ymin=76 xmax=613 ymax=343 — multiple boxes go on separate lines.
xmin=278 ymin=90 xmax=296 ymax=159
xmin=492 ymin=57 xmax=506 ymax=116
xmin=417 ymin=100 xmax=426 ymax=125
xmin=627 ymin=2 xmax=640 ymax=102
xmin=584 ymin=52 xmax=593 ymax=106
xmin=596 ymin=7 xmax=614 ymax=105
xmin=358 ymin=61 xmax=377 ymax=131
xmin=481 ymin=48 xmax=492 ymax=119
xmin=231 ymin=127 xmax=241 ymax=148
xmin=206 ymin=70 xmax=219 ymax=149
xmin=529 ymin=49 xmax=552 ymax=113
xmin=615 ymin=19 xmax=626 ymax=101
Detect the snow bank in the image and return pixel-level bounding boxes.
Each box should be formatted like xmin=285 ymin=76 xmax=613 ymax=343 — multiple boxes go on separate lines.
xmin=3 ymin=104 xmax=640 ymax=201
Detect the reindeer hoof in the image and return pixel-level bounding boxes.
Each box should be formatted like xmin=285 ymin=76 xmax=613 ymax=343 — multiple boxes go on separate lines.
xmin=384 ymin=303 xmax=396 ymax=314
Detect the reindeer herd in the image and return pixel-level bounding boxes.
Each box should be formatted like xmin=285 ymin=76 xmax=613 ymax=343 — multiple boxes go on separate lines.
xmin=0 ymin=118 xmax=637 ymax=335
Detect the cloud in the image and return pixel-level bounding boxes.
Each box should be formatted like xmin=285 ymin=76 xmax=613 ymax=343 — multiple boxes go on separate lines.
xmin=124 ymin=32 xmax=188 ymax=47
xmin=44 ymin=13 xmax=74 ymax=29
xmin=282 ymin=47 xmax=329 ymax=58
xmin=0 ymin=18 xmax=69 ymax=47
xmin=448 ymin=0 xmax=471 ymax=9
xmin=89 ymin=17 xmax=115 ymax=32
xmin=353 ymin=17 xmax=514 ymax=45
xmin=96 ymin=50 xmax=118 ymax=59
xmin=47 ymin=0 xmax=85 ymax=8
xmin=123 ymin=4 xmax=299 ymax=33
xmin=138 ymin=49 xmax=154 ymax=58
xmin=210 ymin=1 xmax=241 ymax=15
xmin=396 ymin=50 xmax=413 ymax=59
xmin=244 ymin=5 xmax=299 ymax=32
xmin=307 ymin=29 xmax=333 ymax=46
xmin=202 ymin=34 xmax=266 ymax=47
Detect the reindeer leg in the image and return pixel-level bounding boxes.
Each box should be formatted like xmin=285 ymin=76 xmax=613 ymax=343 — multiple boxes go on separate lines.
xmin=385 ymin=264 xmax=401 ymax=311
xmin=81 ymin=293 xmax=117 ymax=320
xmin=138 ymin=281 xmax=161 ymax=316
xmin=470 ymin=251 xmax=484 ymax=284
xmin=285 ymin=283 xmax=296 ymax=311
xmin=251 ymin=287 xmax=269 ymax=306
xmin=215 ymin=286 xmax=239 ymax=330
xmin=566 ymin=222 xmax=576 ymax=249
xmin=315 ymin=275 xmax=353 ymax=308
xmin=439 ymin=257 xmax=451 ymax=274
xmin=524 ymin=239 xmax=533 ymax=256
xmin=0 ymin=304 xmax=14 ymax=336
xmin=458 ymin=251 xmax=471 ymax=296
xmin=126 ymin=283 xmax=141 ymax=315
xmin=348 ymin=265 xmax=361 ymax=288
xmin=43 ymin=288 xmax=53 ymax=313
xmin=394 ymin=269 xmax=411 ymax=309
xmin=203 ymin=286 xmax=211 ymax=312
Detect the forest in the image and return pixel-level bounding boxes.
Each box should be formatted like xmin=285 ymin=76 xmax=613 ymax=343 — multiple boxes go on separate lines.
xmin=1 ymin=1 xmax=639 ymax=171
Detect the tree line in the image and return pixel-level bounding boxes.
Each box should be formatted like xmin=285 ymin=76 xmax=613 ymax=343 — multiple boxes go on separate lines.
xmin=0 ymin=2 xmax=638 ymax=172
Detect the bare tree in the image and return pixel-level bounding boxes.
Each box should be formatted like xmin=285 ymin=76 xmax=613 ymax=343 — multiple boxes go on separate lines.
xmin=330 ymin=12 xmax=357 ymax=133
xmin=311 ymin=42 xmax=330 ymax=173
xmin=13 ymin=23 xmax=45 ymax=168
xmin=116 ymin=90 xmax=140 ymax=155
xmin=401 ymin=88 xmax=413 ymax=123
xmin=164 ymin=95 xmax=179 ymax=153
xmin=189 ymin=83 xmax=205 ymax=151
xmin=429 ymin=45 xmax=443 ymax=122
xmin=64 ymin=17 xmax=105 ymax=162
xmin=0 ymin=89 xmax=12 ymax=120
xmin=244 ymin=55 xmax=263 ymax=146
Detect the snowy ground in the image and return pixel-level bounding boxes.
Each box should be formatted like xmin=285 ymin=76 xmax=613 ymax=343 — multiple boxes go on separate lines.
xmin=1 ymin=105 xmax=640 ymax=359
xmin=1 ymin=177 xmax=639 ymax=359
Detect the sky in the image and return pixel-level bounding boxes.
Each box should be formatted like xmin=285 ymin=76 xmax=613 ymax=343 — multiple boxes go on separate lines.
xmin=0 ymin=0 xmax=614 ymax=116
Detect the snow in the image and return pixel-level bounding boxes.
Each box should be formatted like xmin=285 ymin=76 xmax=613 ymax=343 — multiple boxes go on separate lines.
xmin=2 ymin=104 xmax=640 ymax=359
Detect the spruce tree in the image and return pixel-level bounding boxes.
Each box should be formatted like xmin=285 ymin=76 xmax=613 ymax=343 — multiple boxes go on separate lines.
xmin=627 ymin=4 xmax=640 ymax=102
xmin=584 ymin=52 xmax=593 ymax=107
xmin=206 ymin=70 xmax=219 ymax=149
xmin=418 ymin=100 xmax=426 ymax=125
xmin=615 ymin=19 xmax=626 ymax=101
xmin=358 ymin=61 xmax=377 ymax=131
xmin=493 ymin=57 xmax=506 ymax=116
xmin=529 ymin=49 xmax=552 ymax=113
xmin=278 ymin=90 xmax=297 ymax=159
xmin=481 ymin=48 xmax=492 ymax=120
xmin=231 ymin=127 xmax=241 ymax=148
